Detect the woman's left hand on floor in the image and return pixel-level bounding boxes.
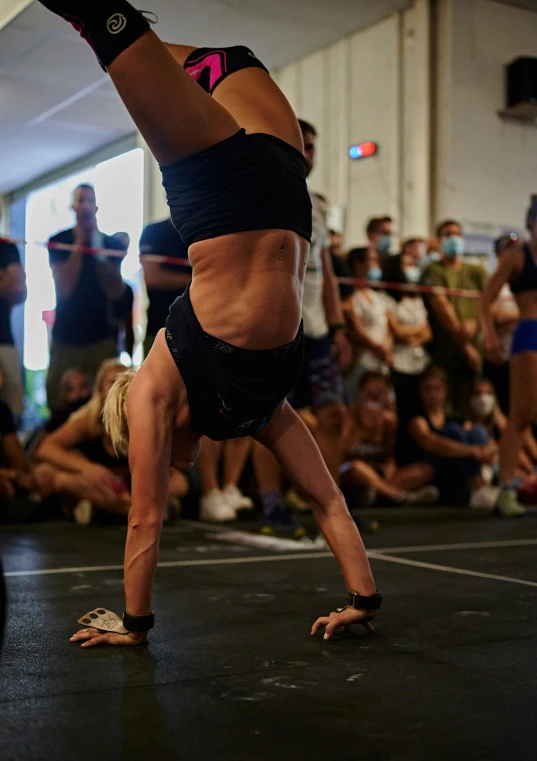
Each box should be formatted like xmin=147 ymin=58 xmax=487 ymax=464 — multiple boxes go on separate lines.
xmin=70 ymin=628 xmax=148 ymax=647
xmin=311 ymin=608 xmax=376 ymax=640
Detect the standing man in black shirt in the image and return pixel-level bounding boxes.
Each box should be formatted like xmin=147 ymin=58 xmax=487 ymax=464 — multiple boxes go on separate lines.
xmin=140 ymin=218 xmax=192 ymax=356
xmin=0 ymin=238 xmax=27 ymax=417
xmin=46 ymin=184 xmax=127 ymax=411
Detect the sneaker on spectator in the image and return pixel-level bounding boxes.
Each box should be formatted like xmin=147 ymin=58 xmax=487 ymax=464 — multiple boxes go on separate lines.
xmin=495 ymin=489 xmax=527 ymax=518
xmin=73 ymin=499 xmax=92 ymax=527
xmin=200 ymin=489 xmax=236 ymax=523
xmin=260 ymin=504 xmax=307 ymax=540
xmin=285 ymin=488 xmax=310 ymax=512
xmin=222 ymin=484 xmax=253 ymax=514
xmin=470 ymin=485 xmax=499 ymax=510
xmin=401 ymin=485 xmax=439 ymax=505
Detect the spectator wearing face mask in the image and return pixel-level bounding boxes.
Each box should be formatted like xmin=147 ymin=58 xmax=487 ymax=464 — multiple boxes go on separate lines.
xmin=365 ymin=216 xmax=395 ymax=263
xmin=24 ymin=367 xmax=92 ymax=459
xmin=464 ymin=378 xmax=537 ymax=500
xmin=421 ymin=220 xmax=487 ymax=415
xmin=409 ymin=366 xmax=496 ymax=506
xmin=340 ymin=372 xmax=438 ymax=506
xmin=46 ymin=367 xmax=91 ymax=433
xmin=383 ymin=244 xmax=432 ymax=426
xmin=343 ymin=248 xmax=393 ymax=395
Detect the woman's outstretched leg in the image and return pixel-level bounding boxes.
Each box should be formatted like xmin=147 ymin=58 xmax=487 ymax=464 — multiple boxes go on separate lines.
xmin=164 ymin=42 xmax=303 ymax=150
xmin=37 ymin=2 xmax=239 ymax=164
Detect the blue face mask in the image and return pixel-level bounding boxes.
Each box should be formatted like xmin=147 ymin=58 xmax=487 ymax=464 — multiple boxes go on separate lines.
xmin=377 ymin=235 xmax=393 ymax=254
xmin=419 ymin=252 xmax=440 ymax=270
xmin=367 ymin=266 xmax=383 ymax=282
xmin=442 ymin=235 xmax=465 ymax=258
xmin=405 ymin=266 xmax=421 ymax=284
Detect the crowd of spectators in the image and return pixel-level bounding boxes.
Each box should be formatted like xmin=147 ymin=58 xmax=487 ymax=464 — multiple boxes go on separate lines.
xmin=0 ymin=117 xmax=534 ymax=530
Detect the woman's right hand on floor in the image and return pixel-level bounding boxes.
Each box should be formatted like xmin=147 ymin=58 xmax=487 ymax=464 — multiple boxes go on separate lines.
xmin=311 ymin=608 xmax=376 ymax=640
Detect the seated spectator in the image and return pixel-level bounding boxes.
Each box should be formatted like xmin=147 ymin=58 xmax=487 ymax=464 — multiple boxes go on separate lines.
xmin=0 ymin=388 xmax=40 ymax=522
xmin=196 ymin=437 xmax=254 ymax=522
xmin=409 ymin=365 xmax=496 ymax=505
xmin=35 ymin=359 xmax=189 ymax=525
xmin=47 ymin=367 xmax=91 ymax=433
xmin=344 ymin=246 xmax=393 ymax=374
xmin=383 ymin=246 xmax=432 ymax=423
xmin=465 ymin=377 xmax=537 ymax=482
xmin=421 ymin=219 xmax=487 ymax=415
xmin=340 ymin=372 xmax=438 ymax=505
xmin=0 ymin=237 xmax=27 ymax=419
xmin=24 ymin=367 xmax=91 ymax=458
xmin=482 ymin=233 xmax=520 ymax=414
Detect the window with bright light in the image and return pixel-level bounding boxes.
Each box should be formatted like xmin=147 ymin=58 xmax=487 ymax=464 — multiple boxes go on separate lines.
xmin=24 ymin=148 xmax=144 ymax=374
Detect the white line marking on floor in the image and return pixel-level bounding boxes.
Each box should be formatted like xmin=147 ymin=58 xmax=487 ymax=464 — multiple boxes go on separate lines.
xmin=5 ymin=532 xmax=537 ymax=579
xmin=368 ymin=552 xmax=537 ymax=588
xmin=180 ymin=521 xmax=537 ymax=555
xmin=206 ymin=530 xmax=327 ymax=552
xmin=4 ymin=552 xmax=333 ymax=578
xmin=370 ymin=538 xmax=537 ymax=554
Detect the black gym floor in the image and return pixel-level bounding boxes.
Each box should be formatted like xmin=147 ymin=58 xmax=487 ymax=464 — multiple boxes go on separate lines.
xmin=1 ymin=509 xmax=537 ymax=761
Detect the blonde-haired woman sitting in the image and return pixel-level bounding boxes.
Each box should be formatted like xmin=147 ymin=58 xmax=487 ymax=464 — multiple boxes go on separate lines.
xmin=35 ymin=359 xmax=188 ymax=525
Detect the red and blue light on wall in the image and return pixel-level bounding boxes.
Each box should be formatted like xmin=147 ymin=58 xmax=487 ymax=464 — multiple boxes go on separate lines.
xmin=349 ymin=142 xmax=378 ymax=160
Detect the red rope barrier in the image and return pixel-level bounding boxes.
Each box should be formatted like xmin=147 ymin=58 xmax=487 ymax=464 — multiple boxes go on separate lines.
xmin=0 ymin=235 xmax=483 ymax=299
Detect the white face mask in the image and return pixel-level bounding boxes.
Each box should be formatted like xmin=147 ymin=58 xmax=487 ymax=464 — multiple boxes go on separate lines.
xmin=469 ymin=393 xmax=495 ymax=418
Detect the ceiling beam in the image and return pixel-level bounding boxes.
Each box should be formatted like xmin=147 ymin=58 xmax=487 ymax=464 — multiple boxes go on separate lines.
xmin=0 ymin=0 xmax=33 ymax=30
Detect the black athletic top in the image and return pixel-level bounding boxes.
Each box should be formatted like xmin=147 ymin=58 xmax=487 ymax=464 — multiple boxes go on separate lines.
xmin=161 ymin=130 xmax=312 ymax=247
xmin=0 ymin=240 xmax=22 ymax=345
xmin=139 ymin=219 xmax=191 ymax=336
xmin=510 ymin=243 xmax=537 ymax=295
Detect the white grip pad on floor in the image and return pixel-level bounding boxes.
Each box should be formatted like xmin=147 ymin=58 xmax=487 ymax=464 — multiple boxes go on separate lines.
xmin=77 ymin=608 xmax=129 ymax=634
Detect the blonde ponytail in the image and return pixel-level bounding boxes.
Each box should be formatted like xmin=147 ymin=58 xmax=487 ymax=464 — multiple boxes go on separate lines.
xmin=102 ymin=369 xmax=136 ymax=455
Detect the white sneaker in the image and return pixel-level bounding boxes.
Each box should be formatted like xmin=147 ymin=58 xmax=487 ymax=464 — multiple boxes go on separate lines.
xmin=200 ymin=489 xmax=236 ymax=523
xmin=73 ymin=499 xmax=93 ymax=526
xmin=222 ymin=484 xmax=254 ymax=513
xmin=470 ymin=485 xmax=499 ymax=510
xmin=403 ymin=485 xmax=439 ymax=505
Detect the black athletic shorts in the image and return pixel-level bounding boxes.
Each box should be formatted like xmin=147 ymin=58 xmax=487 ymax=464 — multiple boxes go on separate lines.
xmin=160 ymin=129 xmax=312 ymax=247
xmin=165 ymin=286 xmax=304 ymax=440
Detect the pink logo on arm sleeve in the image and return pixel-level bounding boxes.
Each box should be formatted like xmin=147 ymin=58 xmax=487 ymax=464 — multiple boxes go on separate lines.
xmin=185 ymin=50 xmax=228 ymax=91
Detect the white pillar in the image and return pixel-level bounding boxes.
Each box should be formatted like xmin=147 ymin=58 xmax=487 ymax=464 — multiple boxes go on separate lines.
xmin=432 ymin=0 xmax=454 ymax=228
xmin=136 ymin=134 xmax=169 ymax=226
xmin=400 ymin=0 xmax=432 ymax=238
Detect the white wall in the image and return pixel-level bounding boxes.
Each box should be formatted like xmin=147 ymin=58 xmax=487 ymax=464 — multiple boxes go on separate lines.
xmin=436 ymin=0 xmax=537 ymax=236
xmin=273 ymin=3 xmax=431 ymax=247
xmin=274 ymin=16 xmax=400 ymax=247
